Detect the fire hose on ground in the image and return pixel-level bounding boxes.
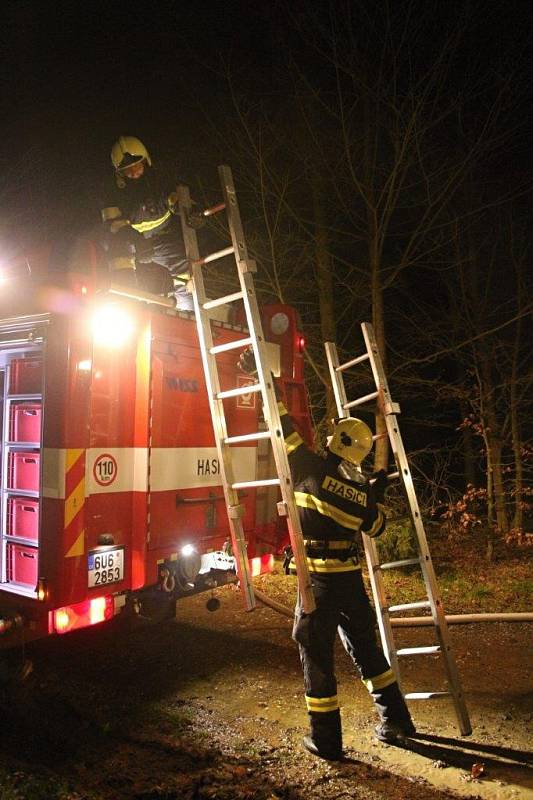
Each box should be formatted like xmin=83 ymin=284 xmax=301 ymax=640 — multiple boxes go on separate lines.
xmin=252 ymin=590 xmax=533 ymax=626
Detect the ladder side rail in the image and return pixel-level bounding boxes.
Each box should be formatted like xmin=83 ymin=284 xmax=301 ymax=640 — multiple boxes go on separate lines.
xmin=324 ymin=342 xmax=349 ymax=419
xmin=324 ymin=341 xmax=400 ymax=679
xmin=361 ymin=323 xmax=471 ymax=735
xmin=362 ymin=534 xmax=401 ymax=681
xmin=177 ymin=186 xmax=255 ymax=611
xmin=219 ymin=166 xmax=315 ymax=615
xmin=383 ymin=410 xmax=471 ymax=734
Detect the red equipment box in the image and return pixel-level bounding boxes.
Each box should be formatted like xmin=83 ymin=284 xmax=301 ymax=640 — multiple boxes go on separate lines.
xmin=6 ymin=543 xmax=39 ymax=587
xmin=7 ymin=451 xmax=40 ymax=492
xmin=6 ymin=497 xmax=39 ymax=541
xmin=10 ymin=403 xmax=42 ymax=442
xmin=9 ymin=357 xmax=43 ymax=395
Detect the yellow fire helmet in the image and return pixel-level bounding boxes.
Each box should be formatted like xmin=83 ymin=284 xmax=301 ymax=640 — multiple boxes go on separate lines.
xmin=328 ymin=417 xmax=373 ymax=466
xmin=111 ymin=136 xmax=152 ymax=172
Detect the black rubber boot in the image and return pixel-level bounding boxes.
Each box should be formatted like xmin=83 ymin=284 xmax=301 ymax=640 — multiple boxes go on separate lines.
xmin=372 ymin=682 xmax=416 ymax=743
xmin=303 ymin=709 xmax=344 ymax=760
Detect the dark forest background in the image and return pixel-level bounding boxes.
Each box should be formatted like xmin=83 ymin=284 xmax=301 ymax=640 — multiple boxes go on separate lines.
xmin=1 ymin=0 xmax=532 ymax=557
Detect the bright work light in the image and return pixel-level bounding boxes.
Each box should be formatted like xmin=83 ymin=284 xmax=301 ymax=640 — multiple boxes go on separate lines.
xmin=91 ymin=303 xmax=134 ymax=347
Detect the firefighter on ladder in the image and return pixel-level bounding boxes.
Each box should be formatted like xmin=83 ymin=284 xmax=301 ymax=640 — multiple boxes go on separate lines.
xmin=100 ymin=135 xmax=203 ymax=310
xmin=279 ymin=404 xmax=416 ymax=759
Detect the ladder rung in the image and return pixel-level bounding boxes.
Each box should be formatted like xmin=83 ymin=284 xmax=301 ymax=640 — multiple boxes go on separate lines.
xmin=337 ymin=352 xmax=370 ymax=370
xmin=344 ymin=391 xmax=378 ymax=409
xmin=217 ymin=383 xmax=262 ymax=399
xmin=194 ymin=246 xmax=234 ymax=265
xmin=202 ymin=202 xmax=226 ymax=217
xmin=387 ymin=600 xmax=431 ymax=613
xmin=203 ymin=291 xmax=244 ymax=309
xmin=376 ymin=558 xmax=421 ymax=571
xmin=369 ymin=471 xmax=398 ymax=486
xmin=232 ymin=478 xmax=281 ymax=490
xmin=396 ymin=646 xmax=441 ymax=656
xmin=225 ymin=431 xmax=271 ymax=444
xmin=404 ymin=692 xmax=450 ymax=701
xmin=210 ymin=337 xmax=252 ymax=355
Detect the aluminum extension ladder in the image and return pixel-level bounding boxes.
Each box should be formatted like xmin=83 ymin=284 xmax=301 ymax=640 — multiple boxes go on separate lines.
xmin=176 ymin=165 xmax=315 ymax=614
xmin=325 ymin=324 xmax=471 ymax=736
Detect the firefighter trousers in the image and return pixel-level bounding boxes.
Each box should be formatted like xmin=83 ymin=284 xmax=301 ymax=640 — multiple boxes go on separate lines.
xmin=293 ymin=568 xmax=412 ymax=748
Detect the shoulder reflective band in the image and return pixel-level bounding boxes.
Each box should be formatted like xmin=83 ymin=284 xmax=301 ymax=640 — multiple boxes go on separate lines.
xmin=130 ymin=210 xmax=171 ymax=234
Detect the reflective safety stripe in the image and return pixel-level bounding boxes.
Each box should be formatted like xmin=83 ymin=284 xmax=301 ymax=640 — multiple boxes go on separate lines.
xmin=290 ymin=557 xmax=361 ymax=573
xmin=364 ymin=509 xmax=385 ymax=538
xmin=304 ymin=539 xmax=353 ymax=549
xmin=362 ymin=668 xmax=396 ymax=693
xmin=278 ymin=401 xmax=288 ymax=415
xmin=131 ymin=210 xmax=171 ymax=233
xmin=307 ymin=557 xmax=360 ymax=573
xmin=294 ymin=491 xmax=363 ymax=531
xmin=305 ymin=694 xmax=339 ymax=713
xmin=285 ymin=431 xmax=304 ymax=454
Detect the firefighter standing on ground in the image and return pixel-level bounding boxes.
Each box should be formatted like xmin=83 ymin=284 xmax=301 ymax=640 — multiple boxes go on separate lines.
xmin=278 ymin=403 xmax=416 ymax=759
xmin=233 ymin=339 xmax=420 ymax=760
xmin=101 ymin=135 xmax=198 ymax=310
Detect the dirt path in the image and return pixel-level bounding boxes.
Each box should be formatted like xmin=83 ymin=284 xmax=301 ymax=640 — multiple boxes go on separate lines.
xmin=0 ymin=578 xmax=531 ymax=799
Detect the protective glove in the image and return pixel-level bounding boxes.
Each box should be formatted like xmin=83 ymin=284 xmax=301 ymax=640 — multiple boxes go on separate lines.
xmin=109 ymin=218 xmax=131 ymax=234
xmin=186 ymin=210 xmax=206 ymax=230
xmin=370 ymin=469 xmax=389 ymax=504
xmin=237 ymin=345 xmax=257 ymax=376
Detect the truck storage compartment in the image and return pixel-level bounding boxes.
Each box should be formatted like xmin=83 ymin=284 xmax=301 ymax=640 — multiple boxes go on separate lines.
xmin=7 ymin=451 xmax=40 ymax=492
xmin=9 ymin=357 xmax=43 ymax=394
xmin=6 ymin=497 xmax=39 ymax=541
xmin=6 ymin=543 xmax=39 ymax=587
xmin=9 ymin=402 xmax=42 ymax=442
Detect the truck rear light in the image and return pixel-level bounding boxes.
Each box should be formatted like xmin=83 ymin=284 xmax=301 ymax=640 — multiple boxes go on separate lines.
xmin=297 ymin=335 xmax=306 ymax=352
xmin=36 ymin=577 xmax=48 ymax=602
xmin=50 ymin=596 xmax=114 ymax=635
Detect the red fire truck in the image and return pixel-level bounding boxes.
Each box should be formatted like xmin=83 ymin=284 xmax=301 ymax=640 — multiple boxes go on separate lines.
xmin=0 ymin=272 xmax=312 ymax=648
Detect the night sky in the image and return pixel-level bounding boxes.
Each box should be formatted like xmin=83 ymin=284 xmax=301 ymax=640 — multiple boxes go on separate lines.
xmin=2 ymin=1 xmax=280 ymax=253
xmin=2 ymin=0 xmax=531 ymax=254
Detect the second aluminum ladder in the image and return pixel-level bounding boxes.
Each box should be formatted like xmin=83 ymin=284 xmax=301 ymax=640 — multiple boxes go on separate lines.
xmin=325 ymin=324 xmax=471 ymax=736
xmin=176 ymin=165 xmax=315 ymax=614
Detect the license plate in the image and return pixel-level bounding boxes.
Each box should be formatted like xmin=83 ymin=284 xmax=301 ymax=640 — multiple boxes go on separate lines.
xmin=88 ymin=547 xmax=124 ymax=588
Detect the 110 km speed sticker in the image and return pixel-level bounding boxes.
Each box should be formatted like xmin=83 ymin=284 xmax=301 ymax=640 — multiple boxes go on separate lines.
xmin=93 ymin=453 xmax=118 ymax=486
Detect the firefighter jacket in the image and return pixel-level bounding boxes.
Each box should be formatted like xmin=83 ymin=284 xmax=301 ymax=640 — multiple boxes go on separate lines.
xmin=279 ymin=401 xmax=386 ymax=574
xmin=100 ymin=169 xmax=187 ymax=277
xmin=102 ymin=169 xmax=179 ymax=238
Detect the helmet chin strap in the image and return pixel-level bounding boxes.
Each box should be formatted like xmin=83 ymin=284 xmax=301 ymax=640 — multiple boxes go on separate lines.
xmin=338 ymin=460 xmax=366 ymax=484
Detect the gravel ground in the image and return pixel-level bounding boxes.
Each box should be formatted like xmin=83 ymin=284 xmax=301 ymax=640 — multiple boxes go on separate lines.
xmin=0 ymin=574 xmax=531 ymax=800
